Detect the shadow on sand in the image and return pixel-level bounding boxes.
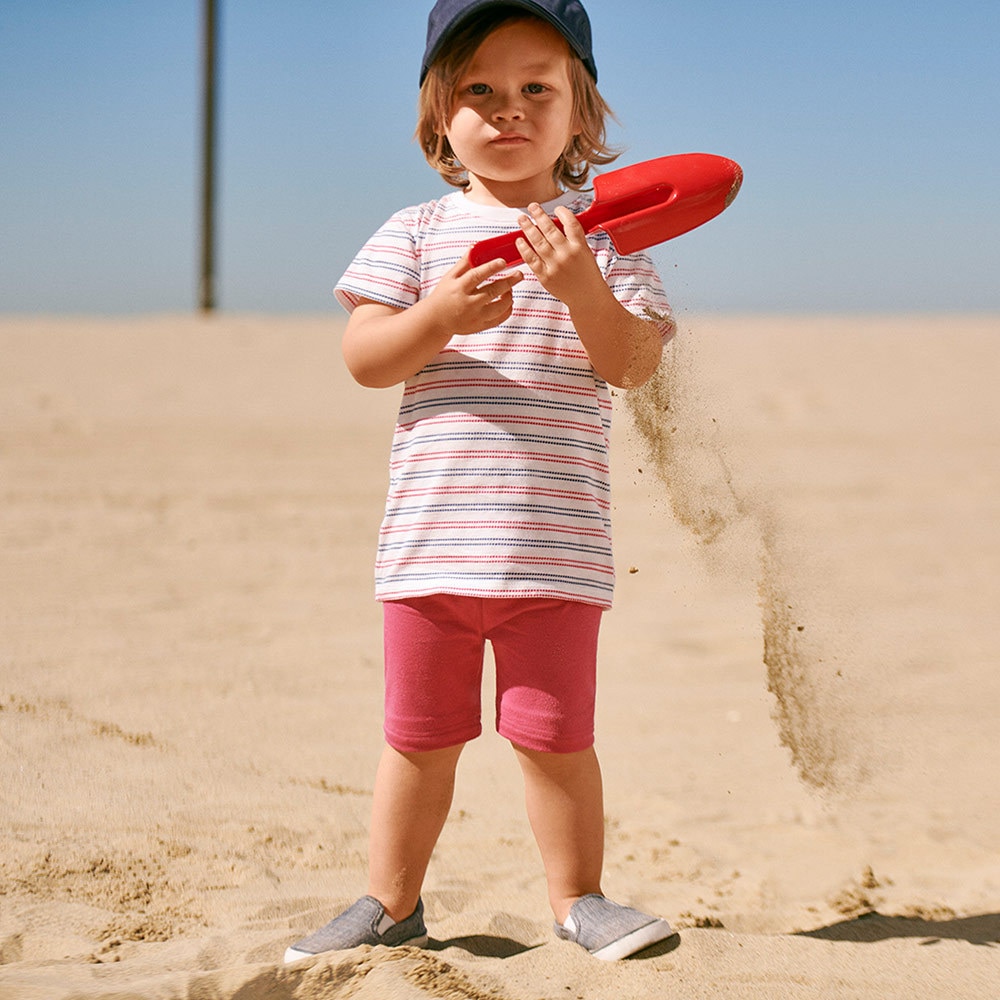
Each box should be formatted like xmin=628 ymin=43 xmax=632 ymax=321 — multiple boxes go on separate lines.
xmin=427 ymin=930 xmax=682 ymax=960
xmin=427 ymin=935 xmax=541 ymax=959
xmin=797 ymin=911 xmax=1000 ymax=946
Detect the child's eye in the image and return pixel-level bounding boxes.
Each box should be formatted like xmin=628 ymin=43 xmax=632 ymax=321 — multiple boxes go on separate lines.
xmin=524 ymin=83 xmax=547 ymax=95
xmin=468 ymin=83 xmax=491 ymax=96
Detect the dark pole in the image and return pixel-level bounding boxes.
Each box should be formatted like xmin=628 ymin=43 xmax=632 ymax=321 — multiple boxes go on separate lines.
xmin=199 ymin=0 xmax=217 ymax=312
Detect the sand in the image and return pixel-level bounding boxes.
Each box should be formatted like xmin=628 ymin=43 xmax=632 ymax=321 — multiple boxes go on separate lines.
xmin=1 ymin=312 xmax=998 ymax=999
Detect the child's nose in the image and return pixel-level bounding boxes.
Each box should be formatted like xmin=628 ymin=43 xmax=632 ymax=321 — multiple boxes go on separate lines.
xmin=491 ymin=92 xmax=525 ymax=121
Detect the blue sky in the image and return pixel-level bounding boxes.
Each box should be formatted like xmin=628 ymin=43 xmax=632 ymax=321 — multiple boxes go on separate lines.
xmin=1 ymin=1 xmax=998 ymax=315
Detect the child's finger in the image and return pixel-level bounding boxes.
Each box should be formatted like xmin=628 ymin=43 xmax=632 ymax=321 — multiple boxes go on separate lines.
xmin=515 ymin=220 xmax=548 ymax=265
xmin=446 ymin=250 xmax=503 ymax=282
xmin=553 ymin=204 xmax=586 ymax=240
xmin=482 ymin=269 xmax=523 ymax=301
xmin=522 ymin=203 xmax=567 ymax=244
xmin=514 ymin=235 xmax=534 ymax=262
xmin=466 ymin=254 xmax=517 ymax=288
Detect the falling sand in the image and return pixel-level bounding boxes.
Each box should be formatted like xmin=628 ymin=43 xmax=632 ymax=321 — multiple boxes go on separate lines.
xmin=625 ymin=329 xmax=860 ymax=792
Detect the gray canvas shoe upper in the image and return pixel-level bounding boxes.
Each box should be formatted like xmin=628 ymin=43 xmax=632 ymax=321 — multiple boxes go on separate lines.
xmin=554 ymin=894 xmax=677 ymax=961
xmin=284 ymin=896 xmax=428 ymax=963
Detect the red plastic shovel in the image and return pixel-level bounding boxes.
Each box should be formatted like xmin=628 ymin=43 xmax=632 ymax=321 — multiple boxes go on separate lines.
xmin=468 ymin=152 xmax=742 ymax=267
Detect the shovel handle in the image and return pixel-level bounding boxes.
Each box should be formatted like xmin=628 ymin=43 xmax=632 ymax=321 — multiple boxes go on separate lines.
xmin=469 ymin=219 xmax=565 ymax=268
xmin=468 ymin=198 xmax=614 ymax=267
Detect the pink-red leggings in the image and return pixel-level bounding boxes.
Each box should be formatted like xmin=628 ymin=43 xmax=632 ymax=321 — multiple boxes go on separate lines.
xmin=382 ymin=594 xmax=603 ymax=754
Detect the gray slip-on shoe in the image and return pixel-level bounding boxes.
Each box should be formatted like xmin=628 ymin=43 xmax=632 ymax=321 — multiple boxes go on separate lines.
xmin=284 ymin=896 xmax=427 ymax=963
xmin=554 ymin=894 xmax=677 ymax=961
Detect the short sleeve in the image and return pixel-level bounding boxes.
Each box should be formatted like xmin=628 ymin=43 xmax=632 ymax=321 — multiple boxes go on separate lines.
xmin=586 ymin=231 xmax=675 ymax=341
xmin=606 ymin=250 xmax=675 ymax=341
xmin=334 ymin=208 xmax=422 ymax=313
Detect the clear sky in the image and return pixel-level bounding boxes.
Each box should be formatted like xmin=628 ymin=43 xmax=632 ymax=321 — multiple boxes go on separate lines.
xmin=2 ymin=1 xmax=998 ymax=315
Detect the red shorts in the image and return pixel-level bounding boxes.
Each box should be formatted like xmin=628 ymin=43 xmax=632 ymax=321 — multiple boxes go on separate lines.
xmin=382 ymin=594 xmax=603 ymax=754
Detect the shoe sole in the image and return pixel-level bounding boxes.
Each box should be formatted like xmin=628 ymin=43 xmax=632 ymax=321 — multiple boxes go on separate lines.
xmin=591 ymin=922 xmax=678 ymax=961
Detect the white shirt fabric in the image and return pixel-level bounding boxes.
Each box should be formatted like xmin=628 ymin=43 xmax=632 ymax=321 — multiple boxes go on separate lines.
xmin=336 ymin=190 xmax=673 ymax=608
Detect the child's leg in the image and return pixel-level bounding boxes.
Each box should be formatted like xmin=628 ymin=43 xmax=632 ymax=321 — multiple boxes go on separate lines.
xmin=484 ymin=598 xmax=605 ymax=923
xmin=370 ymin=595 xmax=486 ymax=919
xmin=512 ymin=743 xmax=605 ymax=924
xmin=367 ymin=741 xmax=464 ymax=921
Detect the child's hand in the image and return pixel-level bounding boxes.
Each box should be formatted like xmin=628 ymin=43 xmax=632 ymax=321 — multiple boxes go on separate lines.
xmin=425 ymin=253 xmax=523 ymax=337
xmin=341 ymin=254 xmax=523 ymax=388
xmin=515 ymin=204 xmax=605 ymax=307
xmin=515 ymin=203 xmax=667 ymax=390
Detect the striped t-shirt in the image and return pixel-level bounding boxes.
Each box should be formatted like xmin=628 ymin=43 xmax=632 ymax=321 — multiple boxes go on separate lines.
xmin=335 ymin=190 xmax=673 ymax=609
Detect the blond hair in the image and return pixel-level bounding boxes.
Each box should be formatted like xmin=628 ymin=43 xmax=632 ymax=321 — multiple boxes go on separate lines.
xmin=416 ymin=10 xmax=619 ymax=191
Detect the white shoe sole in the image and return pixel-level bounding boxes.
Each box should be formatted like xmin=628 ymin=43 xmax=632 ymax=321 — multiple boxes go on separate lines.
xmin=590 ymin=921 xmax=677 ymax=961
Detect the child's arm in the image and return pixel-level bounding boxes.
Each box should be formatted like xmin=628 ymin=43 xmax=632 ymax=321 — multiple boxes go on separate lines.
xmin=515 ymin=203 xmax=674 ymax=389
xmin=342 ymin=255 xmax=522 ymax=388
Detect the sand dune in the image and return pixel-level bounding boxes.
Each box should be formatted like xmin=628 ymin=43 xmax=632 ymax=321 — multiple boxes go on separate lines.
xmin=1 ymin=313 xmax=998 ymax=998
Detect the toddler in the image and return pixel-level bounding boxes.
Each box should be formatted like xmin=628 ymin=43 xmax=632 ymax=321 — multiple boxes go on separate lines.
xmin=286 ymin=0 xmax=678 ymax=963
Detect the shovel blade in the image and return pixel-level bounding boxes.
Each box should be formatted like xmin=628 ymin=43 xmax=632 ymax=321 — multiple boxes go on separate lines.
xmin=593 ymin=153 xmax=743 ymax=255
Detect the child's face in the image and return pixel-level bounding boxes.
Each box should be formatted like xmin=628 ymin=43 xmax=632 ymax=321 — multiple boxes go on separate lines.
xmin=445 ymin=18 xmax=580 ymax=206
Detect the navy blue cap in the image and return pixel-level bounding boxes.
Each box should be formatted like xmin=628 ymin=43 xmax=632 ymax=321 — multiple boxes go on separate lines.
xmin=420 ymin=0 xmax=597 ymax=85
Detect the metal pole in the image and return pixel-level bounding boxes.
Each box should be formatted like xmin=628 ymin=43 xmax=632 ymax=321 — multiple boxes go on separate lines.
xmin=199 ymin=0 xmax=217 ymax=312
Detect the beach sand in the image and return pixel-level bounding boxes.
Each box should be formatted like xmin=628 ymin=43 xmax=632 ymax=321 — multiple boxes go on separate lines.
xmin=1 ymin=312 xmax=998 ymax=998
